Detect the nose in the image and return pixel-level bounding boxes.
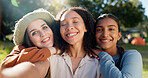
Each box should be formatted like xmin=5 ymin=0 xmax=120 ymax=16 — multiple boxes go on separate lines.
xmin=66 ymin=23 xmax=74 ymax=31
xmin=40 ymin=31 xmax=46 ymax=37
xmin=102 ymin=29 xmax=109 ymax=37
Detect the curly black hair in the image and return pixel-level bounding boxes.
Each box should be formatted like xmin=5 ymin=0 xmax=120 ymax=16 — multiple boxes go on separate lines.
xmin=55 ymin=7 xmax=96 ymax=55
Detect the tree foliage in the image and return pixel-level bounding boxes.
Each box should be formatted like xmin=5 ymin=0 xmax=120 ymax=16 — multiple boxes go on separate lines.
xmin=1 ymin=0 xmax=68 ymax=38
xmin=68 ymin=0 xmax=145 ymax=28
xmin=0 ymin=0 xmax=146 ymax=39
xmin=102 ymin=0 xmax=145 ymax=27
xmin=1 ymin=0 xmax=42 ymax=36
xmin=137 ymin=15 xmax=148 ymax=36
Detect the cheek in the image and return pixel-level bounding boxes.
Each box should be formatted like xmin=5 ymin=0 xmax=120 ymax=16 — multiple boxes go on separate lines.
xmin=95 ymin=33 xmax=101 ymax=44
xmin=47 ymin=30 xmax=53 ymax=36
xmin=29 ymin=35 xmax=40 ymax=44
xmin=79 ymin=24 xmax=87 ymax=32
xmin=28 ymin=34 xmax=34 ymax=42
xmin=60 ymin=28 xmax=65 ymax=37
xmin=112 ymin=33 xmax=120 ymax=41
xmin=31 ymin=37 xmax=39 ymax=43
xmin=95 ymin=33 xmax=101 ymax=39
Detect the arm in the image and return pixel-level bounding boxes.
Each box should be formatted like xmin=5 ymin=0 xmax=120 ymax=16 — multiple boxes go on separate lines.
xmin=0 ymin=45 xmax=25 ymax=69
xmin=0 ymin=71 xmax=4 ymax=78
xmin=99 ymin=50 xmax=143 ymax=78
xmin=0 ymin=45 xmax=54 ymax=69
xmin=1 ymin=60 xmax=49 ymax=78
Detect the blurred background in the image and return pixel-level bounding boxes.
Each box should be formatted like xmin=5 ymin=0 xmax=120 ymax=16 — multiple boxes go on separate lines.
xmin=0 ymin=0 xmax=148 ymax=45
xmin=0 ymin=0 xmax=148 ymax=77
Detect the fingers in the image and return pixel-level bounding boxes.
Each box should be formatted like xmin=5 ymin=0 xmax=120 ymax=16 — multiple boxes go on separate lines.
xmin=48 ymin=47 xmax=56 ymax=55
xmin=89 ymin=52 xmax=100 ymax=60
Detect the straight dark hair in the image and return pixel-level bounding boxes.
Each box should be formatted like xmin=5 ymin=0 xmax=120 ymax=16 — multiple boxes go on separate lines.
xmin=95 ymin=14 xmax=125 ymax=69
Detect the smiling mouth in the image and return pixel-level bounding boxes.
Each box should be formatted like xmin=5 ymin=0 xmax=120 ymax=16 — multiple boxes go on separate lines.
xmin=66 ymin=32 xmax=78 ymax=38
xmin=100 ymin=39 xmax=112 ymax=43
xmin=42 ymin=37 xmax=50 ymax=43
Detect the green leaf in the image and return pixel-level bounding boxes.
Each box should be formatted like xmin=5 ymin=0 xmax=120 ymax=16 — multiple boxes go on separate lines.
xmin=11 ymin=0 xmax=19 ymax=7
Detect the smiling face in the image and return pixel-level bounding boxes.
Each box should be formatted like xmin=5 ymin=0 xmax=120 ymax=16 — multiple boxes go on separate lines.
xmin=60 ymin=10 xmax=87 ymax=45
xmin=95 ymin=17 xmax=121 ymax=50
xmin=27 ymin=19 xmax=54 ymax=48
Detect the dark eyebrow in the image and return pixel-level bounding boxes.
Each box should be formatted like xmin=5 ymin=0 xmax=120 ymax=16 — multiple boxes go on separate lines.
xmin=72 ymin=17 xmax=81 ymax=21
xmin=96 ymin=25 xmax=116 ymax=28
xmin=41 ymin=23 xmax=46 ymax=27
xmin=96 ymin=26 xmax=102 ymax=28
xmin=29 ymin=29 xmax=36 ymax=34
xmin=29 ymin=23 xmax=46 ymax=34
xmin=72 ymin=17 xmax=79 ymax=19
xmin=108 ymin=25 xmax=116 ymax=27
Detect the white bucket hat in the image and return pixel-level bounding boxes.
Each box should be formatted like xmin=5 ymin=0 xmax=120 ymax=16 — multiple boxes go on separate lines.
xmin=13 ymin=8 xmax=54 ymax=45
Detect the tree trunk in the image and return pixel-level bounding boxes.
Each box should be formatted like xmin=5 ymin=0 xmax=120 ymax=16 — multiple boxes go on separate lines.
xmin=146 ymin=27 xmax=148 ymax=37
xmin=0 ymin=0 xmax=2 ymax=40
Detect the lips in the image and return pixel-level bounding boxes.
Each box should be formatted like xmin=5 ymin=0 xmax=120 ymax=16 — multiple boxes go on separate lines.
xmin=66 ymin=32 xmax=78 ymax=38
xmin=100 ymin=39 xmax=112 ymax=43
xmin=41 ymin=37 xmax=50 ymax=43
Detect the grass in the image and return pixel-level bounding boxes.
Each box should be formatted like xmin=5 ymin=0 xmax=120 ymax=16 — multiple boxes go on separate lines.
xmin=0 ymin=41 xmax=148 ymax=77
xmin=121 ymin=44 xmax=148 ymax=78
xmin=0 ymin=40 xmax=14 ymax=63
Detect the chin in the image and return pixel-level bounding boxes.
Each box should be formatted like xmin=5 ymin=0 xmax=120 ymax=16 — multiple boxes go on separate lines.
xmin=47 ymin=44 xmax=53 ymax=47
xmin=99 ymin=45 xmax=109 ymax=50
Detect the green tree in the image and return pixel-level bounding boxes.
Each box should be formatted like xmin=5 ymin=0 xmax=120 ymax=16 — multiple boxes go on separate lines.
xmin=68 ymin=0 xmax=145 ymax=28
xmin=40 ymin=0 xmax=69 ymax=16
xmin=1 ymin=0 xmax=42 ymax=40
xmin=1 ymin=0 xmax=70 ymax=40
xmin=0 ymin=0 xmax=2 ymax=40
xmin=0 ymin=0 xmax=146 ymax=40
xmin=68 ymin=0 xmax=104 ymax=19
xmin=137 ymin=15 xmax=148 ymax=37
xmin=102 ymin=0 xmax=144 ymax=28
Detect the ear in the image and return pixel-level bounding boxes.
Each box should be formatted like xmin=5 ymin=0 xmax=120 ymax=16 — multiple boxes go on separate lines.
xmin=84 ymin=28 xmax=87 ymax=32
xmin=118 ymin=32 xmax=121 ymax=40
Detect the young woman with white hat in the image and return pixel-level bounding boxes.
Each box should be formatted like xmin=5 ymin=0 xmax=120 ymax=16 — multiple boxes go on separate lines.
xmin=0 ymin=8 xmax=57 ymax=78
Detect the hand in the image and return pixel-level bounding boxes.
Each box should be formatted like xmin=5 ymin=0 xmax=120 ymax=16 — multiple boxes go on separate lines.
xmin=100 ymin=74 xmax=103 ymax=78
xmin=89 ymin=49 xmax=102 ymax=60
xmin=92 ymin=49 xmax=102 ymax=55
xmin=48 ymin=47 xmax=56 ymax=55
xmin=48 ymin=47 xmax=61 ymax=55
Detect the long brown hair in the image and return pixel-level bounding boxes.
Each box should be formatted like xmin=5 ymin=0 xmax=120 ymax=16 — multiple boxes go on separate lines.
xmin=22 ymin=19 xmax=57 ymax=48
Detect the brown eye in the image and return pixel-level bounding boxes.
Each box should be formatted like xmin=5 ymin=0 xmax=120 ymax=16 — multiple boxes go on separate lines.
xmin=32 ymin=31 xmax=37 ymax=36
xmin=96 ymin=28 xmax=103 ymax=32
xmin=73 ymin=21 xmax=78 ymax=23
xmin=43 ymin=26 xmax=48 ymax=30
xmin=109 ymin=28 xmax=115 ymax=31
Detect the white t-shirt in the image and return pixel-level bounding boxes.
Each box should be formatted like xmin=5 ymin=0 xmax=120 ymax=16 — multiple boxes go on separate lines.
xmin=48 ymin=53 xmax=100 ymax=78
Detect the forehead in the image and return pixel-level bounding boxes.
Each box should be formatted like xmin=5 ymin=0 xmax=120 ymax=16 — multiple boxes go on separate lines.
xmin=27 ymin=19 xmax=46 ymax=29
xmin=60 ymin=10 xmax=82 ymax=21
xmin=97 ymin=17 xmax=118 ymax=27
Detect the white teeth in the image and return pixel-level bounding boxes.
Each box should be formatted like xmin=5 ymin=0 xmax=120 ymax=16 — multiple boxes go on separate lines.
xmin=67 ymin=33 xmax=77 ymax=37
xmin=43 ymin=38 xmax=49 ymax=42
xmin=101 ymin=40 xmax=110 ymax=43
